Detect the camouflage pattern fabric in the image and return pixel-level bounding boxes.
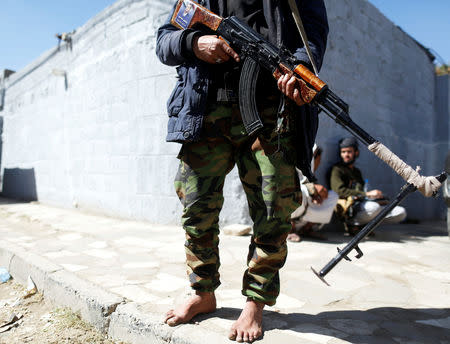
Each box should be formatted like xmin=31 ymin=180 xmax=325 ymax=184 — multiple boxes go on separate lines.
xmin=174 ymin=101 xmax=301 ymax=306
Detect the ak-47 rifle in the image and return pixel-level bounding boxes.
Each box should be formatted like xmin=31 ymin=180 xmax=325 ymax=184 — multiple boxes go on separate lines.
xmin=169 ymin=0 xmax=446 ymax=284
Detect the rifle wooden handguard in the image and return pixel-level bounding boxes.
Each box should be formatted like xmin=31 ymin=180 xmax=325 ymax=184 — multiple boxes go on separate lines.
xmin=273 ymin=64 xmax=319 ymax=104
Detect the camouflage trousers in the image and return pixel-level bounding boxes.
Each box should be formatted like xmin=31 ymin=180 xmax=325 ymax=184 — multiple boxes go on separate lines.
xmin=174 ymin=102 xmax=301 ymax=306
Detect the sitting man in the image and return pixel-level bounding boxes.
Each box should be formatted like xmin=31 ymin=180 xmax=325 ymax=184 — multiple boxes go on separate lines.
xmin=330 ymin=137 xmax=407 ymax=235
xmin=289 ymin=144 xmax=339 ymax=242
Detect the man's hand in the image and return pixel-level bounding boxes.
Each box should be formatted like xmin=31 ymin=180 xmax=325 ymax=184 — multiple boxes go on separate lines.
xmin=366 ymin=189 xmax=383 ymax=199
xmin=192 ymin=35 xmax=240 ymax=64
xmin=277 ymin=73 xmax=305 ymax=106
xmin=311 ymin=184 xmax=328 ymax=205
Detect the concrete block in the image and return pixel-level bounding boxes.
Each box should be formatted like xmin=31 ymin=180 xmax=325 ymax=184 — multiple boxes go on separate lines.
xmin=325 ymin=0 xmax=351 ymax=21
xmin=108 ymin=302 xmax=175 ymax=344
xmin=8 ymin=243 xmax=62 ymax=288
xmin=122 ymin=4 xmax=149 ymax=28
xmin=44 ymin=269 xmax=124 ymax=333
xmin=152 ymin=195 xmax=183 ymax=224
xmin=0 ymin=242 xmax=14 ymax=269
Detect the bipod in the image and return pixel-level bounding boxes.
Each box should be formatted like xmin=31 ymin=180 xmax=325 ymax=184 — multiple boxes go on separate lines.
xmin=311 ymin=172 xmax=447 ymax=286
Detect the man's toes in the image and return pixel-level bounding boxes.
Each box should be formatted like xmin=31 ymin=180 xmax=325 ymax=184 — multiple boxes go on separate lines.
xmin=236 ymin=331 xmax=244 ymax=343
xmin=228 ymin=328 xmax=237 ymax=340
xmin=166 ymin=315 xmax=180 ymax=327
xmin=247 ymin=330 xmax=259 ymax=342
xmin=164 ymin=310 xmax=174 ymax=323
xmin=243 ymin=333 xmax=250 ymax=343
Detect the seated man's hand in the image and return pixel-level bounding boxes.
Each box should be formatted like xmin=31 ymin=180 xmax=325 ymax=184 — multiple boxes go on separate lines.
xmin=311 ymin=184 xmax=328 ymax=205
xmin=192 ymin=35 xmax=240 ymax=64
xmin=366 ymin=189 xmax=383 ymax=199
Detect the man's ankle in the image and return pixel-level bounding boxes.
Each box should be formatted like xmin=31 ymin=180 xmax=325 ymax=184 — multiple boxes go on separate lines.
xmin=246 ymin=298 xmax=265 ymax=308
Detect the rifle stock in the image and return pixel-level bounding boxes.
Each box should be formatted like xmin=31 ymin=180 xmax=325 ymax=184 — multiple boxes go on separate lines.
xmin=171 ymin=0 xmax=222 ymax=31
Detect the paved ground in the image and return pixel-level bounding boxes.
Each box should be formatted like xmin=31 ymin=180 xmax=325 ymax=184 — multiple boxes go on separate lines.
xmin=0 ymin=197 xmax=449 ymax=344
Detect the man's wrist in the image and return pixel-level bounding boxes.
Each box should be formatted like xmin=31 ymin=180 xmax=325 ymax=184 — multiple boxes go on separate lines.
xmin=181 ymin=30 xmax=202 ymax=60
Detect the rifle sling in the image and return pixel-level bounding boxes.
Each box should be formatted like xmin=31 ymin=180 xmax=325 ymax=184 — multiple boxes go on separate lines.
xmin=287 ymin=0 xmax=319 ymax=76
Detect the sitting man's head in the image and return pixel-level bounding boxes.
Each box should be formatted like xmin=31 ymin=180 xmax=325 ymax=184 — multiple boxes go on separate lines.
xmin=339 ymin=137 xmax=359 ymax=166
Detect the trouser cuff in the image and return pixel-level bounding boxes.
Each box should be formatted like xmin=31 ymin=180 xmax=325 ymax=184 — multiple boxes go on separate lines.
xmin=242 ymin=289 xmax=277 ymax=307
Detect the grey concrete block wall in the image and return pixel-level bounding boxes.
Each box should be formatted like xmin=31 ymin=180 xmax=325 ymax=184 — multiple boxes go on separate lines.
xmin=316 ymin=0 xmax=447 ymax=220
xmin=0 ymin=0 xmax=447 ymax=224
xmin=1 ymin=0 xmax=182 ymax=223
xmin=433 ymin=75 xmax=450 ymax=218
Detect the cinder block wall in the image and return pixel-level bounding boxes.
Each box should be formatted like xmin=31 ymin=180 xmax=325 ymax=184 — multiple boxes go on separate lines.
xmin=315 ymin=0 xmax=447 ymax=221
xmin=1 ymin=0 xmax=181 ymax=223
xmin=0 ymin=0 xmax=447 ymax=224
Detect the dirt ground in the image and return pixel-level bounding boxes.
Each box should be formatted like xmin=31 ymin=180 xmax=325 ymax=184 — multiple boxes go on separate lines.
xmin=0 ymin=278 xmax=127 ymax=344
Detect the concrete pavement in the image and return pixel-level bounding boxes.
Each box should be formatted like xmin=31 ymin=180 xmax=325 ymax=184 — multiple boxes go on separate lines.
xmin=0 ymin=197 xmax=449 ymax=344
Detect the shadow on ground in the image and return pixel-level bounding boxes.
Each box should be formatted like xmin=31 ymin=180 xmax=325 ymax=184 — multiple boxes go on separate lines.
xmin=200 ymin=306 xmax=450 ymax=343
xmin=314 ymin=221 xmax=448 ymax=246
xmin=0 ymin=196 xmax=35 ymax=206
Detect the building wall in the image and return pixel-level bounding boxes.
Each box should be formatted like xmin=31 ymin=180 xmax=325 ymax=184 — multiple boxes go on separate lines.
xmin=0 ymin=0 xmax=447 ymax=224
xmin=433 ymin=74 xmax=450 ymax=218
xmin=315 ymin=0 xmax=447 ymax=220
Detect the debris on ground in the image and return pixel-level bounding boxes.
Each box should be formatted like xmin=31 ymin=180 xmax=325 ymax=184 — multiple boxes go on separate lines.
xmin=0 ymin=278 xmax=127 ymax=344
xmin=23 ymin=276 xmax=37 ymax=299
xmin=0 ymin=268 xmax=10 ymax=283
xmin=0 ymin=312 xmax=23 ymax=333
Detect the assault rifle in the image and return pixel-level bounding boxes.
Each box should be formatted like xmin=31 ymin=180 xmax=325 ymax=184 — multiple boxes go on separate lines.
xmin=169 ymin=0 xmax=446 ymax=284
xmin=171 ymin=0 xmax=337 ymax=136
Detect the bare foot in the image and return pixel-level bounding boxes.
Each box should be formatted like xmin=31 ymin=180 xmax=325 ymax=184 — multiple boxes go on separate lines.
xmin=229 ymin=298 xmax=264 ymax=342
xmin=165 ymin=291 xmax=216 ymax=326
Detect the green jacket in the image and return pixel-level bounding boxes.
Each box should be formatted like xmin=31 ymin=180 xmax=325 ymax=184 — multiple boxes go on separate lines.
xmin=330 ymin=162 xmax=366 ymax=199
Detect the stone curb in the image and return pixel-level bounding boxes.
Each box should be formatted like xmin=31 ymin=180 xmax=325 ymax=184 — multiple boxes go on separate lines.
xmin=108 ymin=303 xmax=175 ymax=344
xmin=0 ymin=239 xmax=224 ymax=344
xmin=0 ymin=241 xmax=123 ymax=334
xmin=0 ymin=202 xmax=223 ymax=343
xmin=108 ymin=303 xmax=231 ymax=344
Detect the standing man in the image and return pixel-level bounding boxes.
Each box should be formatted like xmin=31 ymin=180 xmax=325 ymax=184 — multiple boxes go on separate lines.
xmin=156 ymin=1 xmax=328 ymax=341
xmin=330 ymin=137 xmax=407 ymax=234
